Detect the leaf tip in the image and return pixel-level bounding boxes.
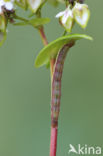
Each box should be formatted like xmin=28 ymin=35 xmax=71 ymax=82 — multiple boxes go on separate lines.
xmin=34 ymin=58 xmax=41 ymax=68
xmin=34 ymin=61 xmax=38 ymax=68
xmin=88 ymin=36 xmax=93 ymax=41
xmin=84 ymin=35 xmax=93 ymax=41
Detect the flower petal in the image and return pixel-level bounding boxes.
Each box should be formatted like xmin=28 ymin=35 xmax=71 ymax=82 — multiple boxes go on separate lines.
xmin=27 ymin=0 xmax=43 ymax=13
xmin=73 ymin=2 xmax=90 ymax=28
xmin=5 ymin=2 xmax=13 ymax=10
xmin=55 ymin=11 xmax=65 ymax=18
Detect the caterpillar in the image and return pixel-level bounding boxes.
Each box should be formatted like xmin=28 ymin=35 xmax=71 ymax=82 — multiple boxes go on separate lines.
xmin=51 ymin=41 xmax=75 ymax=127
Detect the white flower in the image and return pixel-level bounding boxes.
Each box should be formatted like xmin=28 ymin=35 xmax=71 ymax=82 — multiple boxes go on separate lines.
xmin=27 ymin=0 xmax=45 ymax=13
xmin=56 ymin=6 xmax=74 ymax=32
xmin=0 ymin=0 xmax=14 ymax=14
xmin=73 ymin=2 xmax=90 ymax=28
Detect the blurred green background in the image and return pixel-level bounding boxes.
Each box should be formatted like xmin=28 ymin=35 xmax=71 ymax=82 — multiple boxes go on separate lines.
xmin=0 ymin=0 xmax=103 ymax=156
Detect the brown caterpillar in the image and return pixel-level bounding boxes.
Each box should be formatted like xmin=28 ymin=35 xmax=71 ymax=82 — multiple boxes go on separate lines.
xmin=51 ymin=41 xmax=75 ymax=127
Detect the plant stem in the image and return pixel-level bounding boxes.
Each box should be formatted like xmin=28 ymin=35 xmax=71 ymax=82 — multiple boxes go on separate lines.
xmin=50 ymin=127 xmax=58 ymax=156
xmin=38 ymin=26 xmax=55 ymax=77
xmin=14 ymin=14 xmax=28 ymax=23
xmin=50 ymin=58 xmax=55 ymax=77
xmin=38 ymin=26 xmax=58 ymax=156
xmin=50 ymin=42 xmax=75 ymax=156
xmin=38 ymin=26 xmax=48 ymax=46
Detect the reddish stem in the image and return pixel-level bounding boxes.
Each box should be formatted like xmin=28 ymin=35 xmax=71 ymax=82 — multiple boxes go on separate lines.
xmin=38 ymin=26 xmax=48 ymax=46
xmin=38 ymin=26 xmax=57 ymax=156
xmin=50 ymin=127 xmax=58 ymax=156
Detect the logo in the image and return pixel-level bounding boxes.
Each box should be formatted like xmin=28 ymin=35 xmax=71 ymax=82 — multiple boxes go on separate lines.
xmin=68 ymin=144 xmax=102 ymax=155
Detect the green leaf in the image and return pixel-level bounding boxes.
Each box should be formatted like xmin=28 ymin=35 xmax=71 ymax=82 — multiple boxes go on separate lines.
xmin=29 ymin=18 xmax=50 ymax=27
xmin=35 ymin=34 xmax=92 ymax=68
xmin=14 ymin=18 xmax=50 ymax=27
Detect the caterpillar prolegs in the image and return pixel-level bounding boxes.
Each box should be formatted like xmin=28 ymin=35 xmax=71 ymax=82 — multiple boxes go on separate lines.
xmin=51 ymin=41 xmax=75 ymax=127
